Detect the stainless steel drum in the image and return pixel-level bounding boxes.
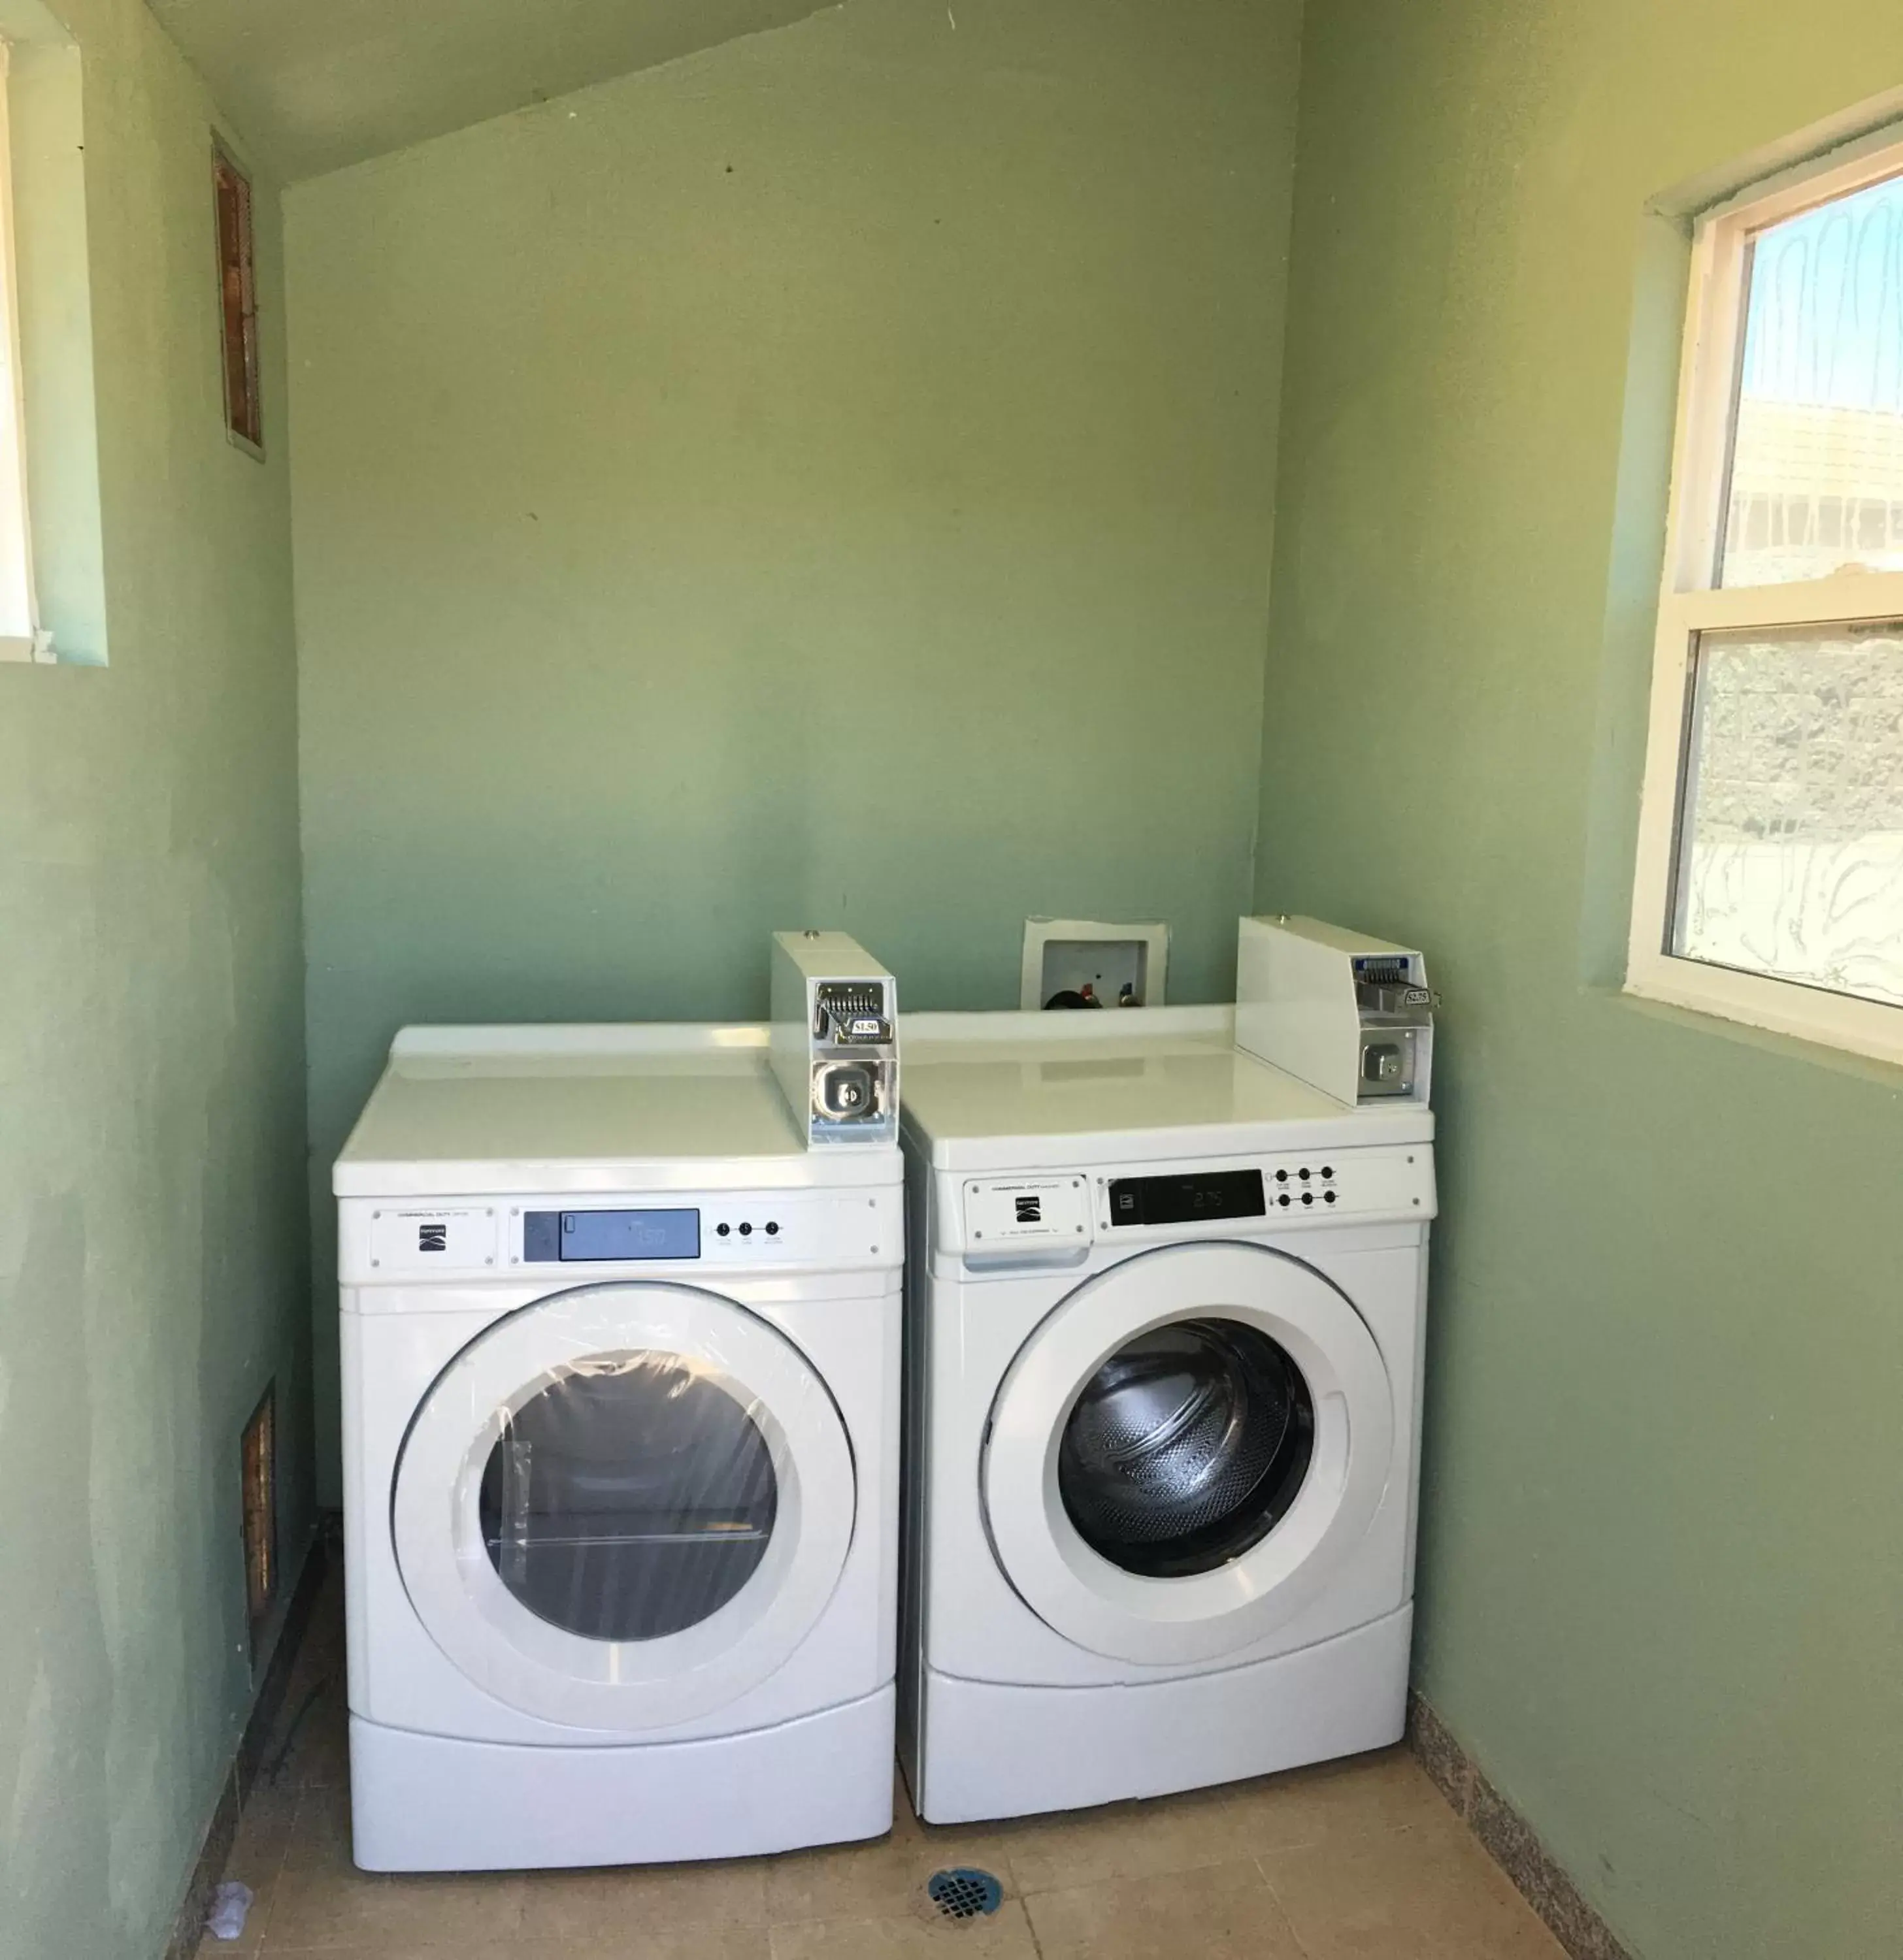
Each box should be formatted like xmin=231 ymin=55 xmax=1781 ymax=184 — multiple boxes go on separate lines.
xmin=1057 ymin=1318 xmax=1314 ymax=1579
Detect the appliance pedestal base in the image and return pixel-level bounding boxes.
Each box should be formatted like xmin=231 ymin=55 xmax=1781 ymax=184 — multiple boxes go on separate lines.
xmin=350 ymin=1687 xmax=894 ymax=1871
xmin=906 ymin=1607 xmax=1410 ymax=1824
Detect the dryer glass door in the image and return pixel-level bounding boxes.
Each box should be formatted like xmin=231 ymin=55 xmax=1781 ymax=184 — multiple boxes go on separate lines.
xmin=480 ymin=1352 xmax=778 ymax=1642
xmin=982 ymin=1241 xmax=1394 ymax=1667
xmin=392 ymin=1282 xmax=855 ymax=1732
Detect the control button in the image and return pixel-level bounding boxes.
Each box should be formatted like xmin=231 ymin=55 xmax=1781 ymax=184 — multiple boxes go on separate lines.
xmin=738 ymin=1222 xmax=753 ymax=1237
xmin=1278 ymin=1192 xmax=1292 ymax=1207
xmin=765 ymin=1221 xmax=780 ymax=1236
xmin=716 ymin=1223 xmax=731 ymax=1237
xmin=1324 ymin=1190 xmax=1338 ymax=1204
xmin=1275 ymin=1169 xmax=1289 ymax=1183
xmin=1322 ymin=1166 xmax=1334 ymax=1179
xmin=1301 ymin=1191 xmax=1315 ymax=1205
xmin=1299 ymin=1167 xmax=1311 ymax=1181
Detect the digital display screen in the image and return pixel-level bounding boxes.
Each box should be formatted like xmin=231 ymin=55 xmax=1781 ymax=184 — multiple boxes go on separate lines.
xmin=523 ymin=1209 xmax=700 ymax=1262
xmin=1106 ymin=1169 xmax=1265 ymax=1228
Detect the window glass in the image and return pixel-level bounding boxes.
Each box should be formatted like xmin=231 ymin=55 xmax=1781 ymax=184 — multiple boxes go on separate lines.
xmin=480 ymin=1354 xmax=777 ymax=1643
xmin=1722 ymin=172 xmax=1903 ymax=586
xmin=1672 ymin=624 xmax=1903 ymax=1006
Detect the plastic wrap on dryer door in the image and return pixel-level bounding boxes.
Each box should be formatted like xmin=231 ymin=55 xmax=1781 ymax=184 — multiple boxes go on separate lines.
xmin=482 ymin=1349 xmax=782 ymax=1642
xmin=412 ymin=1285 xmax=857 ymax=1661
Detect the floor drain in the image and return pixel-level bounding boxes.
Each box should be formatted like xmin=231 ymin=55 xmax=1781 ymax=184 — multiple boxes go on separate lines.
xmin=927 ymin=1868 xmax=1004 ymax=1920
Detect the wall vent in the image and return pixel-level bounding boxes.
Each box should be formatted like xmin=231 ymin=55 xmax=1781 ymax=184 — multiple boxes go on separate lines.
xmin=212 ymin=139 xmax=263 ymax=455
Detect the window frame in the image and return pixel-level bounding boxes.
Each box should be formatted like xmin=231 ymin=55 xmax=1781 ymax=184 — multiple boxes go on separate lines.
xmin=0 ymin=39 xmax=49 ymax=664
xmin=1628 ymin=129 xmax=1903 ymax=1068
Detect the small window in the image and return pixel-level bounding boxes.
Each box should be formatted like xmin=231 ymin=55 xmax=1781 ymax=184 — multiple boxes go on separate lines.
xmin=0 ymin=41 xmax=46 ymax=662
xmin=212 ymin=141 xmax=262 ymax=455
xmin=1630 ymin=134 xmax=1903 ymax=1064
xmin=0 ymin=13 xmax=107 ymax=666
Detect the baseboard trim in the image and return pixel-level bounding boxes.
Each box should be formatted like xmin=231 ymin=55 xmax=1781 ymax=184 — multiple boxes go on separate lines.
xmin=1406 ymin=1690 xmax=1636 ymax=1960
xmin=161 ymin=1522 xmax=333 ymax=1960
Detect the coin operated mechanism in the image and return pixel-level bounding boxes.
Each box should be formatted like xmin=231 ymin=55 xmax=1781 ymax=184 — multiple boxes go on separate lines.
xmin=1233 ymin=915 xmax=1436 ymax=1108
xmin=770 ymin=930 xmax=899 ymax=1147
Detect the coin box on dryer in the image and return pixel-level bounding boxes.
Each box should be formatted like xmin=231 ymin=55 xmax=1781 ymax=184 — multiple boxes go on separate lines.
xmin=770 ymin=930 xmax=899 ymax=1147
xmin=1234 ymin=915 xmax=1434 ymax=1107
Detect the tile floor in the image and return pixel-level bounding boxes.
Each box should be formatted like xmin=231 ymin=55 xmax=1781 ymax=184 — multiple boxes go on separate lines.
xmin=201 ymin=1571 xmax=1564 ymax=1959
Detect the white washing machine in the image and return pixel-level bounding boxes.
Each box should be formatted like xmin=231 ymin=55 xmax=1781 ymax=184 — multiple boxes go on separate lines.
xmin=897 ymin=1007 xmax=1435 ymax=1823
xmin=335 ymin=1022 xmax=902 ymax=1871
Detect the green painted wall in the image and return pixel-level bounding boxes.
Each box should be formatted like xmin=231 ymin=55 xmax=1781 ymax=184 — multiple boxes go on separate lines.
xmin=147 ymin=0 xmax=844 ymax=182
xmin=288 ymin=0 xmax=1305 ymax=1501
xmin=0 ymin=1 xmax=310 ymax=1954
xmin=1255 ymin=6 xmax=1903 ymax=1957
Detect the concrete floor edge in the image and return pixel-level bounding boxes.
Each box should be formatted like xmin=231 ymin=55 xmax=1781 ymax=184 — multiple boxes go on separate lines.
xmin=163 ymin=1528 xmax=335 ymax=1960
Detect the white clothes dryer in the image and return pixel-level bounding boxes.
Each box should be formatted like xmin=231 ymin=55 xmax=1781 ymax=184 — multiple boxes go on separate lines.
xmin=897 ymin=1007 xmax=1434 ymax=1823
xmin=335 ymin=1024 xmax=902 ymax=1871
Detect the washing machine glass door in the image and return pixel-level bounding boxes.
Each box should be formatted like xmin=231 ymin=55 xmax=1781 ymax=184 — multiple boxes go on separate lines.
xmin=982 ymin=1241 xmax=1393 ymax=1666
xmin=391 ymin=1282 xmax=854 ymax=1731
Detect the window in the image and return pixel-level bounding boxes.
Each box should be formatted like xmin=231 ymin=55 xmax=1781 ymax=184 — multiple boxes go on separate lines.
xmin=0 ymin=41 xmax=48 ymax=663
xmin=1630 ymin=134 xmax=1903 ymax=1066
xmin=212 ymin=141 xmax=262 ymax=455
xmin=0 ymin=10 xmax=106 ymax=666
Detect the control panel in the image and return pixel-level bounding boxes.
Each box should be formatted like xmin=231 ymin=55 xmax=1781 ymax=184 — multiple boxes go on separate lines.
xmin=1106 ymin=1167 xmax=1265 ymax=1228
xmin=340 ymin=1188 xmax=899 ymax=1284
xmin=1099 ymin=1146 xmax=1431 ymax=1235
xmin=524 ymin=1208 xmax=701 ymax=1262
xmin=949 ymin=1144 xmax=1433 ymax=1262
xmin=1259 ymin=1162 xmax=1340 ymax=1213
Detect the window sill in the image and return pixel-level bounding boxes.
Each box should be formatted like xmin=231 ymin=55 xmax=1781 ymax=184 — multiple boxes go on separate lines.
xmin=1623 ymin=953 xmax=1903 ymax=1071
xmin=0 ymin=629 xmax=55 ymax=664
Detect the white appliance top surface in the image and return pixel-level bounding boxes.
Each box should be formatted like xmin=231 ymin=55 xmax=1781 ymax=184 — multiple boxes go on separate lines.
xmin=899 ymin=1007 xmax=1433 ymax=1171
xmin=335 ymin=1023 xmax=899 ymax=1198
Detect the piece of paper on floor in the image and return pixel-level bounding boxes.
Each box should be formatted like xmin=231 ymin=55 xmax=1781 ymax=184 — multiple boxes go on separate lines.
xmin=205 ymin=1880 xmax=254 ymax=1941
